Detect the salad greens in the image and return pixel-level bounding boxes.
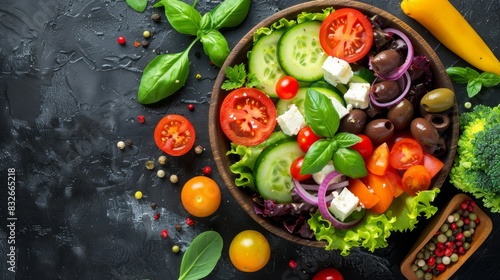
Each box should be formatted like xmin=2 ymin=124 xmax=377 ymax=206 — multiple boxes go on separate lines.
xmin=178 ymin=231 xmax=223 ymax=280
xmin=446 ymin=66 xmax=500 ymax=97
xmin=221 ymin=63 xmax=260 ymax=90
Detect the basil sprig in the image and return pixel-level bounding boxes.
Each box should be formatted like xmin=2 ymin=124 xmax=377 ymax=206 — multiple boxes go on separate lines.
xmin=178 ymin=231 xmax=223 ymax=280
xmin=137 ymin=0 xmax=251 ymax=104
xmin=301 ymin=89 xmax=368 ymax=179
xmin=446 ymin=66 xmax=500 ymax=98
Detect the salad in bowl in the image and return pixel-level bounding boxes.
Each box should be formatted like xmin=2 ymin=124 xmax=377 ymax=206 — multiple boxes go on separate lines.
xmin=209 ymin=0 xmax=458 ymax=255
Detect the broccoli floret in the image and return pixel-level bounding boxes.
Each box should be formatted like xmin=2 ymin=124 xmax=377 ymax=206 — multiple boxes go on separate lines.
xmin=449 ymin=104 xmax=500 ymax=212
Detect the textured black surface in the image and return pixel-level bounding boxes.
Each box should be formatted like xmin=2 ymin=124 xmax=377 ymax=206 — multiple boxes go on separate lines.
xmin=1 ymin=0 xmax=499 ymax=279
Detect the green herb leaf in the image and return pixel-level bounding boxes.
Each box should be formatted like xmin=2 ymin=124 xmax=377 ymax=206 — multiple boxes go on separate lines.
xmin=159 ymin=0 xmax=202 ymax=35
xmin=200 ymin=30 xmax=230 ymax=68
xmin=138 ymin=49 xmax=190 ymax=104
xmin=333 ymin=132 xmax=361 ymax=148
xmin=301 ymin=140 xmax=337 ymax=174
xmin=304 ymin=89 xmax=339 ymax=138
xmin=221 ymin=63 xmax=259 ymax=90
xmin=333 ymin=147 xmax=367 ymax=178
xmin=446 ymin=66 xmax=479 ymax=84
xmin=245 ymin=72 xmax=260 ymax=88
xmin=210 ymin=0 xmax=251 ymax=29
xmin=478 ymin=72 xmax=500 ymax=87
xmin=178 ymin=231 xmax=223 ymax=280
xmin=466 ymin=78 xmax=482 ymax=98
xmin=199 ymin=12 xmax=214 ymax=31
xmin=126 ymin=0 xmax=147 ymax=12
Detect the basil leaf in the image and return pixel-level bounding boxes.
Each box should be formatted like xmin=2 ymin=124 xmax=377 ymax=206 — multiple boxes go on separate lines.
xmin=333 ymin=132 xmax=361 ymax=148
xmin=304 ymin=89 xmax=339 ymax=138
xmin=466 ymin=78 xmax=482 ymax=98
xmin=126 ymin=0 xmax=147 ymax=12
xmin=138 ymin=50 xmax=190 ymax=104
xmin=210 ymin=0 xmax=251 ymax=29
xmin=333 ymin=147 xmax=367 ymax=179
xmin=178 ymin=231 xmax=223 ymax=280
xmin=200 ymin=12 xmax=214 ymax=31
xmin=301 ymin=140 xmax=337 ymax=174
xmin=160 ymin=0 xmax=202 ymax=35
xmin=446 ymin=67 xmax=469 ymax=84
xmin=478 ymin=72 xmax=500 ymax=87
xmin=200 ymin=30 xmax=230 ymax=67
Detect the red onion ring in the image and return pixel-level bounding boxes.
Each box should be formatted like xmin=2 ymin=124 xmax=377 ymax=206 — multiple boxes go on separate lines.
xmin=317 ymin=171 xmax=365 ymax=229
xmin=369 ymin=71 xmax=411 ymax=108
xmin=293 ymin=179 xmax=349 ymax=205
xmin=375 ymin=28 xmax=414 ymax=81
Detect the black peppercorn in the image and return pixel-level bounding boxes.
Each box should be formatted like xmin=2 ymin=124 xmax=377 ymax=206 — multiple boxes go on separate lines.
xmin=150 ymin=202 xmax=157 ymax=210
xmin=151 ymin=13 xmax=161 ymax=23
xmin=175 ymin=224 xmax=182 ymax=232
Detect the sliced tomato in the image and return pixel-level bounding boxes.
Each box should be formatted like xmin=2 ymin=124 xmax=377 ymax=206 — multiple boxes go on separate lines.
xmin=290 ymin=156 xmax=312 ymax=181
xmin=297 ymin=126 xmax=321 ymax=153
xmin=154 ymin=114 xmax=196 ymax=156
xmin=319 ymin=8 xmax=374 ymax=63
xmin=365 ymin=173 xmax=394 ymax=214
xmin=351 ymin=134 xmax=373 ymax=158
xmin=385 ymin=166 xmax=404 ymax=198
xmin=389 ymin=138 xmax=424 ymax=170
xmin=365 ymin=142 xmax=390 ymax=176
xmin=347 ymin=178 xmax=380 ymax=209
xmin=422 ymin=153 xmax=444 ymax=178
xmin=401 ymin=165 xmax=431 ymax=196
xmin=220 ymin=87 xmax=277 ymax=146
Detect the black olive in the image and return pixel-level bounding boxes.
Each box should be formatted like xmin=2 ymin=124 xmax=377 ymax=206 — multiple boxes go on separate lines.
xmin=371 ymin=49 xmax=401 ymax=74
xmin=338 ymin=109 xmax=367 ymax=134
xmin=371 ymin=80 xmax=401 ymax=103
xmin=387 ymin=99 xmax=414 ymax=130
xmin=410 ymin=118 xmax=447 ymax=156
xmin=364 ymin=102 xmax=386 ymax=119
xmin=424 ymin=113 xmax=451 ymax=134
xmin=364 ymin=119 xmax=394 ymax=146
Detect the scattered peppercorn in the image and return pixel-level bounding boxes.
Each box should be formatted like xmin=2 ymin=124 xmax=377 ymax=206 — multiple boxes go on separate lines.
xmin=145 ymin=160 xmax=155 ymax=170
xmin=187 ymin=103 xmax=195 ymax=111
xmin=143 ymin=30 xmax=151 ymax=38
xmin=288 ymin=260 xmax=298 ymax=269
xmin=134 ymin=40 xmax=141 ymax=48
xmin=202 ymin=166 xmax=212 ymax=176
xmin=185 ymin=217 xmax=195 ymax=226
xmin=172 ymin=245 xmax=180 ymax=253
xmin=160 ymin=229 xmax=168 ymax=239
xmin=170 ymin=174 xmax=178 ymax=184
xmin=158 ymin=155 xmax=167 ymax=165
xmin=157 ymin=169 xmax=166 ymax=178
xmin=194 ymin=145 xmax=204 ymax=154
xmin=117 ymin=36 xmax=126 ymax=45
xmin=137 ymin=115 xmax=145 ymax=123
xmin=153 ymin=212 xmax=160 ymax=220
xmin=125 ymin=139 xmax=133 ymax=146
xmin=150 ymin=202 xmax=158 ymax=210
xmin=175 ymin=224 xmax=182 ymax=232
xmin=135 ymin=191 xmax=143 ymax=200
xmin=116 ymin=141 xmax=126 ymax=150
xmin=195 ymin=73 xmax=201 ymax=79
xmin=151 ymin=13 xmax=161 ymax=23
xmin=141 ymin=40 xmax=149 ymax=48
xmin=464 ymin=102 xmax=472 ymax=109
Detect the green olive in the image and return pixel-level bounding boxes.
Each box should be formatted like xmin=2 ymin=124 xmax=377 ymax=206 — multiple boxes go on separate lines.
xmin=420 ymin=88 xmax=455 ymax=113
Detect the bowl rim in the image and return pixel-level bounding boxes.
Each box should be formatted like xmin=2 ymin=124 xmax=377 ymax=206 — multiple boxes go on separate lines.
xmin=209 ymin=0 xmax=459 ymax=248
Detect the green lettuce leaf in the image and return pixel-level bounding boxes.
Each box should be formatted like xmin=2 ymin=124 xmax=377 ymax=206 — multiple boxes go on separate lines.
xmin=308 ymin=188 xmax=440 ymax=256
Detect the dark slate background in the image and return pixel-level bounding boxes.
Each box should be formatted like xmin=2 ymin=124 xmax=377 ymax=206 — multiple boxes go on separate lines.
xmin=1 ymin=0 xmax=499 ymax=279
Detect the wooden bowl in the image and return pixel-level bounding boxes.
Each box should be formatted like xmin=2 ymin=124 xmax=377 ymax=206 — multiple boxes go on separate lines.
xmin=209 ymin=0 xmax=459 ymax=248
xmin=400 ymin=193 xmax=493 ymax=279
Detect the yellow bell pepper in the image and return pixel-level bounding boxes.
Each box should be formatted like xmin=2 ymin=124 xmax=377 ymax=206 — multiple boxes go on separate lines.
xmin=401 ymin=0 xmax=500 ymax=76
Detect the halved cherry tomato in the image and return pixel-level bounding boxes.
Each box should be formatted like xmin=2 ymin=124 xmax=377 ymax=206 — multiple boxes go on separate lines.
xmin=421 ymin=153 xmax=444 ymax=178
xmin=365 ymin=173 xmax=394 ymax=214
xmin=347 ymin=178 xmax=380 ymax=209
xmin=276 ymin=76 xmax=299 ymax=100
xmin=351 ymin=134 xmax=373 ymax=158
xmin=319 ymin=8 xmax=374 ymax=63
xmin=385 ymin=166 xmax=404 ymax=198
xmin=290 ymin=156 xmax=312 ymax=181
xmin=297 ymin=126 xmax=321 ymax=153
xmin=312 ymin=268 xmax=344 ymax=280
xmin=154 ymin=114 xmax=196 ymax=156
xmin=401 ymin=165 xmax=431 ymax=196
xmin=365 ymin=142 xmax=390 ymax=176
xmin=387 ymin=129 xmax=413 ymax=150
xmin=220 ymin=87 xmax=277 ymax=146
xmin=389 ymin=138 xmax=424 ymax=170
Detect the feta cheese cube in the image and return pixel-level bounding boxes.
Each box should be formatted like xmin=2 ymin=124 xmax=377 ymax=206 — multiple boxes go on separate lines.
xmin=277 ymin=104 xmax=306 ymax=136
xmin=313 ymin=162 xmax=337 ymax=185
xmin=343 ymin=82 xmax=371 ymax=109
xmin=328 ymin=187 xmax=360 ymax=221
xmin=322 ymin=56 xmax=353 ymax=86
xmin=330 ymin=97 xmax=350 ymax=120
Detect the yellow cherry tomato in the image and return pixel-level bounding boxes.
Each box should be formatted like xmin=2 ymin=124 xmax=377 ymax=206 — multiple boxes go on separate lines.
xmin=229 ymin=230 xmax=271 ymax=272
xmin=181 ymin=176 xmax=221 ymax=217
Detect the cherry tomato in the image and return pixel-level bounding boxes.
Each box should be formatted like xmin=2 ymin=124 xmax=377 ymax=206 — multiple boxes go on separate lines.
xmin=229 ymin=230 xmax=271 ymax=272
xmin=351 ymin=134 xmax=373 ymax=158
xmin=290 ymin=156 xmax=312 ymax=181
xmin=312 ymin=268 xmax=344 ymax=280
xmin=220 ymin=87 xmax=277 ymax=146
xmin=421 ymin=153 xmax=444 ymax=178
xmin=347 ymin=178 xmax=380 ymax=209
xmin=154 ymin=114 xmax=196 ymax=156
xmin=365 ymin=142 xmax=390 ymax=176
xmin=385 ymin=166 xmax=404 ymax=198
xmin=297 ymin=126 xmax=321 ymax=153
xmin=389 ymin=138 xmax=424 ymax=170
xmin=365 ymin=173 xmax=394 ymax=214
xmin=401 ymin=165 xmax=431 ymax=196
xmin=276 ymin=76 xmax=299 ymax=100
xmin=181 ymin=176 xmax=221 ymax=217
xmin=319 ymin=8 xmax=374 ymax=63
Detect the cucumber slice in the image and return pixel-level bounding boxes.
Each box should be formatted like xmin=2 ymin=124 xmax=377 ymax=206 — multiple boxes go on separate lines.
xmin=276 ymin=86 xmax=345 ymax=116
xmin=248 ymin=30 xmax=286 ymax=98
xmin=254 ymin=138 xmax=304 ymax=203
xmin=277 ymin=21 xmax=327 ymax=82
xmin=350 ymin=65 xmax=376 ymax=84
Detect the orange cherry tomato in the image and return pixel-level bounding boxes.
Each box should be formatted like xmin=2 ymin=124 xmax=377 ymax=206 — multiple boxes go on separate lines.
xmin=421 ymin=153 xmax=444 ymax=178
xmin=389 ymin=138 xmax=424 ymax=170
xmin=365 ymin=173 xmax=394 ymax=214
xmin=154 ymin=114 xmax=196 ymax=156
xmin=347 ymin=178 xmax=380 ymax=209
xmin=229 ymin=230 xmax=271 ymax=272
xmin=385 ymin=166 xmax=404 ymax=198
xmin=401 ymin=165 xmax=432 ymax=196
xmin=365 ymin=142 xmax=390 ymax=176
xmin=181 ymin=176 xmax=221 ymax=217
